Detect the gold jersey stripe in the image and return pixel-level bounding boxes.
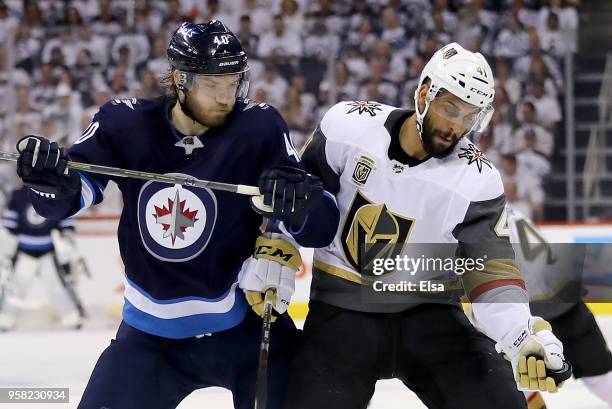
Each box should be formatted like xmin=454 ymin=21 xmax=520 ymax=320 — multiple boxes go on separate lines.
xmin=313 ymin=259 xmax=363 ymax=284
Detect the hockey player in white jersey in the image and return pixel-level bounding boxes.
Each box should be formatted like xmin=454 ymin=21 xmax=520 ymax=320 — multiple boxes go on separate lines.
xmin=285 ymin=43 xmax=571 ymax=409
xmin=505 ymin=208 xmax=612 ymax=409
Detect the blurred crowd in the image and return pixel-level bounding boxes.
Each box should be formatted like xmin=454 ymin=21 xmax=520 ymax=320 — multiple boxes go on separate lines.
xmin=0 ymin=0 xmax=579 ymax=219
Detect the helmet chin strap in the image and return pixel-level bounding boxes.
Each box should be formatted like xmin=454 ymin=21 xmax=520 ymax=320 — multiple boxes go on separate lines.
xmin=176 ymin=87 xmax=200 ymax=126
xmin=414 ymin=90 xmax=431 ymax=147
xmin=175 ymin=71 xmax=203 ymax=127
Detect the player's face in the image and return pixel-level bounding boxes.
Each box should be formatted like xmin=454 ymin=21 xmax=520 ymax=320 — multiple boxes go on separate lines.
xmin=185 ymin=74 xmax=240 ymax=127
xmin=421 ymin=93 xmax=480 ymax=158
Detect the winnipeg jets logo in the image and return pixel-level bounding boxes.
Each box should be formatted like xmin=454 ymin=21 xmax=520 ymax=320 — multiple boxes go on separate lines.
xmin=346 ymin=101 xmax=382 ymax=117
xmin=153 ymin=189 xmax=199 ymax=245
xmin=458 ymin=143 xmax=492 ymax=173
xmin=138 ymin=175 xmax=217 ymax=262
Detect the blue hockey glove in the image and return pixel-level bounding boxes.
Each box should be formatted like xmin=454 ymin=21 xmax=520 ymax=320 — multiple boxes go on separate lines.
xmin=251 ymin=165 xmax=323 ymax=229
xmin=16 ymin=136 xmax=81 ymax=197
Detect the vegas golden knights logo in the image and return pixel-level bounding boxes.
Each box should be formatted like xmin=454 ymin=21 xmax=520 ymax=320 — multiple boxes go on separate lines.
xmin=341 ymin=191 xmax=415 ymax=275
xmin=352 ymin=156 xmax=375 ymax=186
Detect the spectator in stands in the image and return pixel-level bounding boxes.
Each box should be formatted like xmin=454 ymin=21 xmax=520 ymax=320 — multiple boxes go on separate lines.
xmin=369 ymin=40 xmax=406 ymax=83
xmin=135 ymin=69 xmax=163 ymax=100
xmin=319 ymin=60 xmax=358 ymax=103
xmin=529 ymin=54 xmax=562 ymax=97
xmin=381 ymin=7 xmax=408 ymax=51
xmin=111 ymin=27 xmax=151 ymax=70
xmin=14 ymin=86 xmax=42 ymax=139
xmin=476 ymin=132 xmax=501 ymax=168
xmin=64 ymin=6 xmax=84 ymax=33
xmin=240 ymin=0 xmax=271 ymax=36
xmin=107 ymin=45 xmax=137 ymax=88
xmin=495 ymin=58 xmax=522 ymax=104
xmin=539 ymin=0 xmax=578 ymax=52
xmin=346 ymin=0 xmax=377 ymax=32
xmin=280 ymin=0 xmax=305 ymax=34
xmin=515 ymin=101 xmax=555 ymax=157
xmin=513 ymin=28 xmax=563 ymax=85
xmin=428 ymin=10 xmax=453 ymax=47
xmin=22 ymin=1 xmax=45 ymax=40
xmin=358 ymin=57 xmax=398 ymax=105
xmin=249 ymin=62 xmax=288 ymax=108
xmin=13 ymin=26 xmax=41 ymax=74
xmin=236 ymin=15 xmax=259 ymax=58
xmin=108 ymin=65 xmax=132 ymax=100
xmin=538 ymin=12 xmax=568 ymax=58
xmin=201 ymin=0 xmax=237 ymax=29
xmin=494 ymin=14 xmax=529 ymax=59
xmin=76 ymin=26 xmax=111 ymax=68
xmin=306 ymin=0 xmax=345 ymax=35
xmin=523 ymin=80 xmax=562 ymax=130
xmin=516 ymin=129 xmax=552 ymax=179
xmin=0 ymin=1 xmax=17 ymax=36
xmin=162 ymin=0 xmax=188 ymax=37
xmin=42 ymin=83 xmax=83 ymax=143
xmin=500 ymin=153 xmax=545 ymax=220
xmin=82 ymin=85 xmax=111 ymax=128
xmin=504 ymin=180 xmax=535 ymax=219
xmin=343 ymin=45 xmax=369 ymax=83
xmin=488 ymin=110 xmax=515 ymax=155
xmin=513 ymin=0 xmax=540 ymax=28
xmin=91 ymin=0 xmax=122 ymax=37
xmin=493 ymin=84 xmax=515 ymax=124
xmin=429 ymin=0 xmax=458 ymax=34
xmin=30 ymin=64 xmax=62 ymax=111
xmin=258 ymin=14 xmax=302 ymax=75
xmin=147 ymin=35 xmax=170 ymax=79
xmin=346 ymin=16 xmax=378 ymax=54
xmin=71 ymin=49 xmax=106 ymax=108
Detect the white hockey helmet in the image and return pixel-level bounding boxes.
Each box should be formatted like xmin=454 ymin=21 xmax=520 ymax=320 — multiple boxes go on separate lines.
xmin=414 ymin=42 xmax=495 ymax=136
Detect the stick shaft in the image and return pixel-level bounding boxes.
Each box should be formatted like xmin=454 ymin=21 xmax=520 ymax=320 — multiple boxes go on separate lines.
xmin=254 ymin=289 xmax=275 ymax=409
xmin=0 ymin=151 xmax=261 ymax=196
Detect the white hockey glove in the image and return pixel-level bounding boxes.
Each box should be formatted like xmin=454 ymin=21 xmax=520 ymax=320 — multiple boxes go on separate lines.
xmin=239 ymin=233 xmax=302 ymax=318
xmin=496 ymin=317 xmax=572 ymax=393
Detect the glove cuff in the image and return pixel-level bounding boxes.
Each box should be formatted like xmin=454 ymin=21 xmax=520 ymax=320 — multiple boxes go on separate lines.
xmin=254 ymin=235 xmax=302 ymax=271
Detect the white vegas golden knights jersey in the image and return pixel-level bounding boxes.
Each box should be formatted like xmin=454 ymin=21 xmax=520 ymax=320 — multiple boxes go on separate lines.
xmin=301 ymin=101 xmax=526 ymax=312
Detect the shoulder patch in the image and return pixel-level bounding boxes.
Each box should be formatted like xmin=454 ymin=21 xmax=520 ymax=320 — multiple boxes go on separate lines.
xmin=111 ymin=98 xmax=139 ymax=110
xmin=457 ymin=143 xmax=492 ymax=173
xmin=241 ymin=98 xmax=269 ymax=111
xmin=345 ymin=101 xmax=383 ymax=117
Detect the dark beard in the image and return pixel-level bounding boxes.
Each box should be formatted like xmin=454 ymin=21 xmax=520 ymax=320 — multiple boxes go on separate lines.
xmin=180 ymin=93 xmax=231 ymax=129
xmin=421 ymin=113 xmax=460 ymax=159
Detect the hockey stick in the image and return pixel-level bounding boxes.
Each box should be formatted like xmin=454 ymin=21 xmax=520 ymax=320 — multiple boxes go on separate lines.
xmin=0 ymin=151 xmax=261 ymax=196
xmin=254 ymin=289 xmax=275 ymax=409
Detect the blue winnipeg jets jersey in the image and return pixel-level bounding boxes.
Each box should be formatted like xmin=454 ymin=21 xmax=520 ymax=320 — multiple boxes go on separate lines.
xmin=29 ymin=96 xmax=338 ymax=338
xmin=2 ymin=187 xmax=75 ymax=256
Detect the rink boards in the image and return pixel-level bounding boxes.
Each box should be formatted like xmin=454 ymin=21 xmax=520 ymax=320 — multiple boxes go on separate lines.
xmin=28 ymin=218 xmax=612 ymax=321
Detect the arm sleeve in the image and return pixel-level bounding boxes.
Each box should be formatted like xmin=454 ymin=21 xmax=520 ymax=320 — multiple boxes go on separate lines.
xmin=29 ymin=106 xmax=116 ymax=219
xmin=453 ymin=178 xmax=532 ymax=343
xmin=301 ymin=125 xmax=341 ymax=195
xmin=263 ymin=110 xmax=340 ymax=248
xmin=452 ymin=188 xmax=527 ymax=302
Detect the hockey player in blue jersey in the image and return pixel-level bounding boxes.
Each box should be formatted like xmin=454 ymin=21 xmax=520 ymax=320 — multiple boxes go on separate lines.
xmin=13 ymin=21 xmax=339 ymax=409
xmin=0 ymin=184 xmax=84 ymax=331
